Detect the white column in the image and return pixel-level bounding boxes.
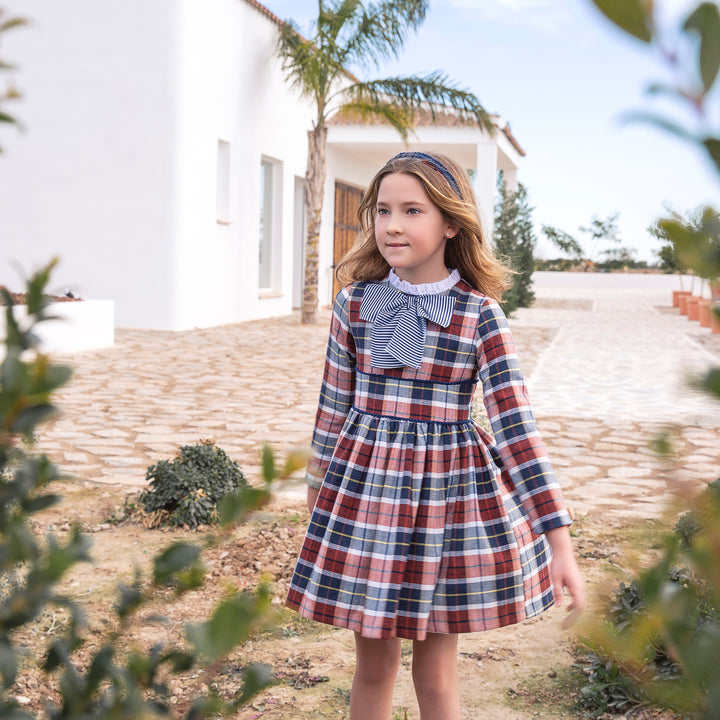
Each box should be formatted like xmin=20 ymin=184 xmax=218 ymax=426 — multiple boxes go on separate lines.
xmin=474 ymin=143 xmax=498 ymax=242
xmin=503 ymin=166 xmax=518 ymax=193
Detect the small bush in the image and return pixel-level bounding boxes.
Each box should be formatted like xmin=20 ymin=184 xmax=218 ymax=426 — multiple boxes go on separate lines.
xmin=579 ymin=648 xmax=643 ymax=715
xmin=674 ymin=477 xmax=720 ymax=550
xmin=578 ymin=480 xmax=720 ymax=718
xmin=0 ymin=261 xmax=300 ymax=718
xmin=140 ymin=441 xmax=248 ymax=528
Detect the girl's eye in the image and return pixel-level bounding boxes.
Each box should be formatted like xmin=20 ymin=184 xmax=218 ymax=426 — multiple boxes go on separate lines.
xmin=377 ymin=208 xmax=389 ymax=215
xmin=407 ymin=207 xmax=420 ymax=215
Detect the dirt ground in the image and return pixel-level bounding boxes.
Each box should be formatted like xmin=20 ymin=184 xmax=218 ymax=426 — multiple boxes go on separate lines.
xmin=7 ymin=299 xmax=719 ymax=719
xmin=8 ymin=473 xmax=683 ymax=720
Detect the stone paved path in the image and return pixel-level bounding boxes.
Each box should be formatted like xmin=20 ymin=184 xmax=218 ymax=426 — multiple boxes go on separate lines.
xmin=516 ymin=272 xmax=719 ymax=425
xmin=41 ymin=272 xmax=719 ymax=524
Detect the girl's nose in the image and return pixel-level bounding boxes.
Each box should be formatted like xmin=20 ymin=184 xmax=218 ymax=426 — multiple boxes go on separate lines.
xmin=386 ymin=216 xmax=402 ymax=234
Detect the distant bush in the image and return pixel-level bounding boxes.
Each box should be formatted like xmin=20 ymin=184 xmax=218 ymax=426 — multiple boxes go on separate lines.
xmin=140 ymin=441 xmax=249 ymax=529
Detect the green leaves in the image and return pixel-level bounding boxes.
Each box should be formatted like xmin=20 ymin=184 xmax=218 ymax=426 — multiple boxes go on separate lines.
xmin=0 ymin=9 xmax=28 ymax=152
xmin=704 ymin=137 xmax=720 ymax=174
xmin=590 ymin=0 xmax=653 ymax=43
xmin=217 ymin=486 xmax=270 ymax=527
xmin=186 ymin=586 xmax=273 ymax=662
xmin=0 ymin=262 xmax=285 ymax=718
xmin=657 ymin=206 xmax=720 ymax=280
xmin=140 ymin=442 xmax=249 ymax=529
xmin=0 ymin=636 xmax=17 ymax=689
xmin=340 ymin=0 xmax=429 ymax=70
xmin=153 ymin=542 xmax=204 ymax=589
xmin=684 ymin=2 xmax=720 ymax=94
xmin=276 ymin=0 xmax=488 ymax=136
xmin=345 ymin=72 xmax=492 ymax=141
xmin=0 ymin=15 xmax=29 ymax=34
xmin=594 ymin=1 xmax=720 ymax=175
xmin=494 ymin=176 xmax=536 ymax=315
xmin=542 ymin=225 xmax=584 ymax=261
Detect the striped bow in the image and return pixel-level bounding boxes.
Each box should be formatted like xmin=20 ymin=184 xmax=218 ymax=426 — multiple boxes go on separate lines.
xmin=359 ymin=283 xmax=456 ymax=369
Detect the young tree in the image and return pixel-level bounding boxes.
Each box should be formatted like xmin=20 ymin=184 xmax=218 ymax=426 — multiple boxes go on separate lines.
xmin=494 ymin=173 xmax=536 ymax=315
xmin=580 ymin=212 xmax=621 ymax=261
xmin=542 ymin=225 xmax=585 ymax=263
xmin=276 ymin=0 xmax=494 ymax=323
xmin=649 ymin=211 xmax=689 ymax=274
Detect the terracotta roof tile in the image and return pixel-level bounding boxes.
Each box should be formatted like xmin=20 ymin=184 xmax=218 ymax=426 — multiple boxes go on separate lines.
xmin=327 ymin=108 xmax=526 ymax=156
xmin=244 ymin=0 xmax=285 ymax=26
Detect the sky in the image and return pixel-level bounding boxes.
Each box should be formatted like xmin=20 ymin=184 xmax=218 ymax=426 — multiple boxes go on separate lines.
xmin=264 ymin=0 xmax=719 ymax=262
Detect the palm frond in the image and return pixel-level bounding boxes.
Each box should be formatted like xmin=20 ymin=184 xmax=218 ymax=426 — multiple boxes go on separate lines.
xmin=276 ymin=20 xmax=347 ymax=119
xmin=332 ymin=100 xmax=416 ymax=142
xmin=343 ymin=73 xmax=495 ymax=135
xmin=341 ymin=0 xmax=429 ymax=71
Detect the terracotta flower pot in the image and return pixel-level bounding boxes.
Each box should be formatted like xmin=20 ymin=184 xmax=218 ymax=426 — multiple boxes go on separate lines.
xmin=672 ymin=289 xmax=685 ymax=307
xmin=678 ymin=292 xmax=693 ymax=315
xmin=687 ymin=296 xmax=701 ymax=321
xmin=698 ymin=298 xmax=712 ymax=328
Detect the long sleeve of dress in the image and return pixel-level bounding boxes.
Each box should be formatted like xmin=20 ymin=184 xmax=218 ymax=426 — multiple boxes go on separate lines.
xmin=305 ymin=288 xmax=357 ymax=489
xmin=477 ymin=298 xmax=572 ymax=534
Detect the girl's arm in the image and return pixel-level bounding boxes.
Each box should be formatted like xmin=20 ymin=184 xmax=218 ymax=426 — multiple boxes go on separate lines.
xmin=306 ymin=485 xmax=320 ymax=514
xmin=545 ymin=526 xmax=586 ymax=617
xmin=477 ymin=299 xmax=571 ymax=534
xmin=477 ymin=299 xmax=585 ymax=620
xmin=305 ymin=288 xmax=356 ymax=509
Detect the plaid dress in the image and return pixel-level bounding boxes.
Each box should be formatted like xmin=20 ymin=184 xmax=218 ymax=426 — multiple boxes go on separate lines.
xmin=286 ymin=273 xmax=571 ymax=640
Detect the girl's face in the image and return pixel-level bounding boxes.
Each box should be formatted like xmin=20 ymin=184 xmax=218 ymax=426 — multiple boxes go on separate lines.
xmin=375 ymin=172 xmax=458 ymax=285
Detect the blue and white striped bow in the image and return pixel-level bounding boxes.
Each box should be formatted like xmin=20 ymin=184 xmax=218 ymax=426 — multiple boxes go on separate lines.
xmin=359 ymin=283 xmax=456 ymax=369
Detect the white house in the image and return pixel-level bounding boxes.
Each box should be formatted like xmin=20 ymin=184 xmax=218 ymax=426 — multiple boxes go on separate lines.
xmin=0 ymin=0 xmax=524 ymax=331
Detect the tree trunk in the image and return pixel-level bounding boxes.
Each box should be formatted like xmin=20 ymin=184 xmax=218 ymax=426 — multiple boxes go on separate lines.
xmin=301 ymin=125 xmax=328 ymax=324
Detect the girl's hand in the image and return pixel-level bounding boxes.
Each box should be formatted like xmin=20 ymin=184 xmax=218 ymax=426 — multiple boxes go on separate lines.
xmin=307 ymin=486 xmax=320 ymax=514
xmin=544 ymin=526 xmax=586 ymax=627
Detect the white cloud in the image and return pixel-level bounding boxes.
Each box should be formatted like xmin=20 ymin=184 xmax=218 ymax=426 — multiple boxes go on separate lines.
xmin=445 ymin=0 xmax=573 ymax=33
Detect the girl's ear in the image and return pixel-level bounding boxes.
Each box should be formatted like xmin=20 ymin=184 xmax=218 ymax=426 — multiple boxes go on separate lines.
xmin=444 ymin=223 xmax=460 ymax=239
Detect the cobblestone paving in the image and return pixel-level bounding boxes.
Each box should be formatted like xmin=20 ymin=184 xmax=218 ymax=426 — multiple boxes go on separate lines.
xmin=41 ymin=272 xmax=720 ymax=524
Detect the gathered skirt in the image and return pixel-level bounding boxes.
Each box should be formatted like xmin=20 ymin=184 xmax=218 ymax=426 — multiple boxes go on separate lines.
xmin=286 ymin=404 xmax=554 ymax=640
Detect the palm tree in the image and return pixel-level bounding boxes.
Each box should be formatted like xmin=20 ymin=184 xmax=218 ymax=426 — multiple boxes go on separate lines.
xmin=277 ymin=0 xmax=494 ymax=323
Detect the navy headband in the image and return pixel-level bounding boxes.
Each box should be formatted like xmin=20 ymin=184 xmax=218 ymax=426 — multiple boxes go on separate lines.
xmin=387 ymin=151 xmax=462 ymax=198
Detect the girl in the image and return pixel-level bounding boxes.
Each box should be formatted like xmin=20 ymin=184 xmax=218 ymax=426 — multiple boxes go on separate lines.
xmin=286 ymin=151 xmax=585 ymax=720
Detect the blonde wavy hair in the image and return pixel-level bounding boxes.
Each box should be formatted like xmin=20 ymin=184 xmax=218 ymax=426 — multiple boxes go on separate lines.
xmin=335 ymin=152 xmax=512 ymax=300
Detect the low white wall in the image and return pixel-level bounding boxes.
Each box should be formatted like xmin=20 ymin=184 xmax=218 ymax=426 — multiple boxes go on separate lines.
xmin=0 ymin=300 xmax=114 ymax=358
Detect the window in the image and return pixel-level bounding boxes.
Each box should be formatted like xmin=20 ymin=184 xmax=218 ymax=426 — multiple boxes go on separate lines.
xmin=259 ymin=157 xmax=282 ymax=292
xmin=217 ymin=140 xmax=231 ymax=224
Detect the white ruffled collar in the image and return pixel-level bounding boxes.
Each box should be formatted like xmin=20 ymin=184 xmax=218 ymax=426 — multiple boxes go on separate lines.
xmin=387 ymin=268 xmax=460 ymax=295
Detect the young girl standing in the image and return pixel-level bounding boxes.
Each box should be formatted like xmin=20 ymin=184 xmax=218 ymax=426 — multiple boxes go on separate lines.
xmin=286 ymin=151 xmax=585 ymax=720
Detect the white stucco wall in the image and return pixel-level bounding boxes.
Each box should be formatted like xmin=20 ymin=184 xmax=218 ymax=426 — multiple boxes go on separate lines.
xmin=0 ymin=0 xmax=180 ymax=328
xmin=1 ymin=0 xmax=314 ymax=330
xmin=171 ymin=0 xmax=314 ymax=329
xmin=1 ymin=0 xmax=524 ymax=328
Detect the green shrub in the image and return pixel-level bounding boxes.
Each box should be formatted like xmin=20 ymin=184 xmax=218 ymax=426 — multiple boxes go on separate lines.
xmin=493 ymin=173 xmax=536 ymax=315
xmin=0 ymin=261 xmax=302 ymax=718
xmin=674 ymin=478 xmax=720 ymax=550
xmin=578 ymin=480 xmax=720 ymax=718
xmin=140 ymin=441 xmax=249 ymax=528
xmin=579 ymin=648 xmax=643 ymax=715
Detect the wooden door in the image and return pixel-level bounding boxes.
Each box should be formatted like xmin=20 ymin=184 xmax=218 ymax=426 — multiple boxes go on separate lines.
xmin=333 ymin=182 xmax=364 ymax=298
